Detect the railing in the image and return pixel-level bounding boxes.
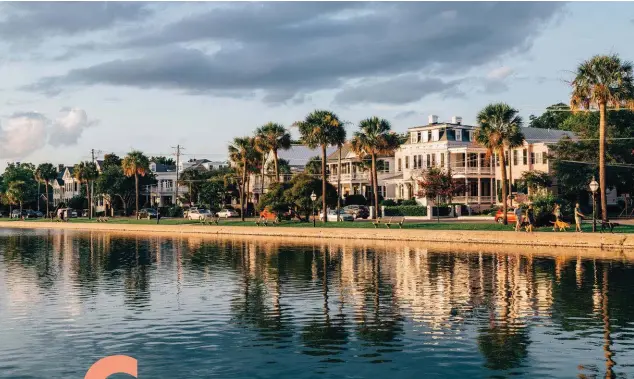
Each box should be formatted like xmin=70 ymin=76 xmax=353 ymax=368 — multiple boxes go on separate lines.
xmin=451 ymin=196 xmax=493 ymax=204
xmin=449 ymin=166 xmax=493 ymax=175
xmin=329 ymin=173 xmax=370 ymax=181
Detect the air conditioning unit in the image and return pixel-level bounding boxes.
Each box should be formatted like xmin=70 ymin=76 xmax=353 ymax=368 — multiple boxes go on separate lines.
xmin=452 ymin=116 xmax=462 ymax=125
xmin=428 ymin=115 xmax=438 ymax=124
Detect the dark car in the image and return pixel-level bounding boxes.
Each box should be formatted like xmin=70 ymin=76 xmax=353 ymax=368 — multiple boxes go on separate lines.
xmin=138 ymin=208 xmax=158 ymax=219
xmin=10 ymin=209 xmax=26 ymax=219
xmin=25 ymin=210 xmax=39 ymax=218
xmin=343 ymin=205 xmax=370 ymax=219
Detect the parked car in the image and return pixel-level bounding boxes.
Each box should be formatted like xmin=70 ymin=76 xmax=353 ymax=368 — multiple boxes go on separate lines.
xmin=138 ymin=208 xmax=158 ymax=219
xmin=70 ymin=209 xmax=78 ymax=218
xmin=35 ymin=211 xmax=44 ymax=218
xmin=25 ymin=210 xmax=39 ymax=218
xmin=494 ymin=209 xmax=517 ymax=224
xmin=11 ymin=209 xmax=26 ymax=219
xmin=320 ymin=209 xmax=354 ymax=222
xmin=216 ymin=208 xmax=239 ymax=218
xmin=343 ymin=205 xmax=370 ymax=219
xmin=188 ymin=208 xmax=213 ymax=220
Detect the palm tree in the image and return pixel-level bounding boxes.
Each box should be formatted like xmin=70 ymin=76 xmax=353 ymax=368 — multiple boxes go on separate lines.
xmin=122 ymin=151 xmax=150 ymax=219
xmin=475 ymin=103 xmax=525 ymax=225
xmin=255 ymin=122 xmax=291 ymax=183
xmin=228 ymin=137 xmax=257 ymax=221
xmin=35 ymin=163 xmax=58 ymax=217
xmin=73 ymin=161 xmax=99 ymax=219
xmin=295 ymin=110 xmax=346 ymax=222
xmin=253 ymin=134 xmax=269 ymax=200
xmin=350 ymin=117 xmax=401 ymax=218
xmin=570 ymin=54 xmax=634 ymax=222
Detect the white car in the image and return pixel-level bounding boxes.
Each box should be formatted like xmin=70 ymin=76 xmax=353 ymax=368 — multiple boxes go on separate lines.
xmin=319 ymin=210 xmax=354 ymax=222
xmin=188 ymin=209 xmax=213 ymax=220
xmin=216 ymin=208 xmax=239 ymax=218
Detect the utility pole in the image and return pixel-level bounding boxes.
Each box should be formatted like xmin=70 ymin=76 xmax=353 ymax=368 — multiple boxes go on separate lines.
xmin=172 ymin=144 xmax=184 ymax=207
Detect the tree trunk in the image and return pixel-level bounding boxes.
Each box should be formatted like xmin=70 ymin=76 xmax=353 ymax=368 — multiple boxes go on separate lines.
xmin=241 ymin=160 xmax=247 ymax=221
xmin=508 ymin=148 xmax=513 ymax=207
xmin=37 ymin=182 xmax=40 ymax=211
xmin=86 ymin=183 xmax=91 ymax=219
xmin=599 ymin=102 xmax=607 ymax=222
xmin=372 ymin=153 xmax=379 ymax=219
xmin=45 ymin=180 xmax=50 ymax=217
xmin=499 ymin=148 xmax=508 ymax=225
xmin=135 ymin=173 xmax=139 ymax=219
xmin=337 ymin=146 xmax=342 ymax=221
xmin=321 ymin=144 xmax=327 ymax=223
xmin=261 ymin=152 xmax=266 ymax=198
xmin=273 ymin=149 xmax=280 ymax=182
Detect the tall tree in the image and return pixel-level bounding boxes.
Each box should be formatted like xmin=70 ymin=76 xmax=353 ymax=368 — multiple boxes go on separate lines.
xmin=570 ymin=54 xmax=634 ymax=221
xmin=35 ymin=163 xmax=58 ymax=217
xmin=6 ymin=180 xmax=26 ymax=214
xmin=150 ymin=156 xmax=175 ymax=166
xmin=528 ymin=103 xmax=571 ymax=130
xmin=350 ymin=117 xmax=400 ymax=218
xmin=122 ymin=151 xmax=151 ymax=218
xmin=475 ymin=103 xmax=525 ymax=225
xmin=255 ymin=122 xmax=291 ymax=182
xmin=295 ymin=110 xmax=346 ymax=222
xmin=228 ymin=137 xmax=257 ymax=221
xmin=73 ymin=161 xmax=99 ymax=219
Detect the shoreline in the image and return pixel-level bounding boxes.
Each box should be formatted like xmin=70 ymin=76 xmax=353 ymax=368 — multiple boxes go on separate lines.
xmin=1 ymin=221 xmax=632 ymax=250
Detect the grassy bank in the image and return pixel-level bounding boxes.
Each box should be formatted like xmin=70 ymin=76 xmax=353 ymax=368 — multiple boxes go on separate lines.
xmin=1 ymin=217 xmax=632 ymax=233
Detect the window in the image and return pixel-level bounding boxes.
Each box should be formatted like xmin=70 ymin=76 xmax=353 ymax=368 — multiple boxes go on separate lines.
xmin=523 ymin=149 xmax=528 ymax=165
xmin=422 ymin=131 xmax=429 ymax=143
xmin=530 ymin=152 xmax=536 ymax=165
xmin=405 ymin=156 xmax=409 ymax=169
xmin=542 ymin=152 xmax=548 ymax=164
xmin=413 ymin=155 xmax=418 ymax=169
xmin=455 ymin=129 xmax=462 ymax=142
xmin=432 ymin=129 xmax=439 ymax=141
xmin=398 ymin=158 xmax=402 ymax=172
xmin=431 ymin=154 xmax=436 ymax=167
xmin=383 ymin=161 xmax=390 ymax=173
xmin=426 ymin=154 xmax=431 ymax=168
xmin=468 ymin=131 xmax=474 ymax=142
xmin=440 ymin=153 xmax=445 ymax=167
xmin=468 ymin=153 xmax=478 ymax=168
xmin=496 ymin=154 xmax=500 ymax=167
xmin=505 ymin=151 xmax=509 ymax=166
xmin=513 ymin=150 xmax=518 ymax=166
xmin=411 ymin=133 xmax=416 ymax=143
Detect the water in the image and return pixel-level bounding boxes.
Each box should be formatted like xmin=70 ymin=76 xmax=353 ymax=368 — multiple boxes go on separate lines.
xmin=1 ymin=229 xmax=634 ymax=379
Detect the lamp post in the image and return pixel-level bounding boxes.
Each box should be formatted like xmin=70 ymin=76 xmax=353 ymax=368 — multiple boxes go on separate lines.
xmin=589 ymin=176 xmax=599 ymax=233
xmin=310 ymin=191 xmax=317 ymax=227
xmin=153 ymin=186 xmax=160 ymax=224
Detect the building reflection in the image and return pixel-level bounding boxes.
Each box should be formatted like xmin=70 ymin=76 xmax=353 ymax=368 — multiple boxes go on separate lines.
xmin=1 ymin=231 xmax=633 ymax=377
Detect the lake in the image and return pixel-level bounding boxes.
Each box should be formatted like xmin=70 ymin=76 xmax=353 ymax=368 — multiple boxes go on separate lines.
xmin=1 ymin=228 xmax=633 ymax=378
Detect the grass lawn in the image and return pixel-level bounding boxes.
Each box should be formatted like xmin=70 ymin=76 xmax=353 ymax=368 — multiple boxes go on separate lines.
xmin=1 ymin=217 xmax=632 ymax=233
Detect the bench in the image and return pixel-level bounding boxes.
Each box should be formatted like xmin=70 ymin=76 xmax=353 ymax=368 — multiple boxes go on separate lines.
xmin=201 ymin=216 xmax=219 ymax=225
xmin=373 ymin=217 xmax=384 ymax=228
xmin=97 ymin=217 xmax=109 ymax=222
xmin=384 ymin=217 xmax=395 ymax=228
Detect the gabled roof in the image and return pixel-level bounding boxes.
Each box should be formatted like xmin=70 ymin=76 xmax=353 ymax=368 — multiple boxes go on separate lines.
xmin=327 ymin=143 xmax=394 ymax=162
xmin=152 ymin=163 xmax=176 ymax=172
xmin=520 ymin=127 xmax=576 ymax=143
xmin=275 ymin=145 xmax=337 ymax=167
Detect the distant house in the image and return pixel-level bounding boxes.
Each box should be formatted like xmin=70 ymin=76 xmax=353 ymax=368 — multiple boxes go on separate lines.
xmin=249 ymin=144 xmax=337 ymax=203
xmin=180 ymin=159 xmax=228 ymax=172
xmin=51 ymin=165 xmax=81 ymax=206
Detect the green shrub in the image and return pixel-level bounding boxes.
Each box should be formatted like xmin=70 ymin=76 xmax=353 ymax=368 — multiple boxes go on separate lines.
xmin=400 ymin=199 xmax=418 ymax=206
xmin=384 ymin=205 xmax=427 ymax=216
xmin=380 ymin=199 xmax=397 ymax=207
xmin=529 ymin=192 xmax=571 ymax=226
xmin=345 ymin=194 xmax=367 ymax=206
xmin=167 ymin=206 xmax=183 ymax=218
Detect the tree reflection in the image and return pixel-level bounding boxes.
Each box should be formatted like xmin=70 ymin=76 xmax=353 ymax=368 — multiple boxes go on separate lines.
xmin=301 ymin=247 xmax=348 ymax=358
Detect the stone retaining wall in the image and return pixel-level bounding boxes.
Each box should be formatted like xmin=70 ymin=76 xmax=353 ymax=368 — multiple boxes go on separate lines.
xmin=0 ymin=221 xmax=632 ymax=250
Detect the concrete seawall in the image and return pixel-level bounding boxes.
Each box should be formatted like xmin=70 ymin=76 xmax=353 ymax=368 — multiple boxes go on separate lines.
xmin=0 ymin=221 xmax=632 ymax=250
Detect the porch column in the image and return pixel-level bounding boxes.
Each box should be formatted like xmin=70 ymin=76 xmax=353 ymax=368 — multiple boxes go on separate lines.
xmin=465 ymin=150 xmax=468 ymax=206
xmin=477 ymin=179 xmax=481 ymax=205
xmin=490 ymin=178 xmax=494 ymax=204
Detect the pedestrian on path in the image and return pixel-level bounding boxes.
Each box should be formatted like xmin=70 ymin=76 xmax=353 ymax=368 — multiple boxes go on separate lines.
xmin=526 ymin=205 xmax=535 ymax=233
xmin=514 ymin=205 xmax=523 ymax=232
xmin=574 ymin=203 xmax=585 ymax=232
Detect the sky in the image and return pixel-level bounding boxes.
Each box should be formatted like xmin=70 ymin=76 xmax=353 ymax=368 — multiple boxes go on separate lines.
xmin=0 ymin=1 xmax=632 ymax=168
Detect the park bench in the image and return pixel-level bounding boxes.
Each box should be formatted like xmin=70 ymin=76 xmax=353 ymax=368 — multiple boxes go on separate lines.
xmin=201 ymin=216 xmax=219 ymax=225
xmin=373 ymin=217 xmax=383 ymax=228
xmin=97 ymin=217 xmax=109 ymax=222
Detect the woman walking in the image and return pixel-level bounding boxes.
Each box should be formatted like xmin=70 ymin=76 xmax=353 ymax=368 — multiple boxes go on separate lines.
xmin=526 ymin=205 xmax=535 ymax=233
xmin=574 ymin=203 xmax=585 ymax=232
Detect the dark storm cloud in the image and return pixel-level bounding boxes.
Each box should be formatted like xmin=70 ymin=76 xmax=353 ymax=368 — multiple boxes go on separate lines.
xmin=23 ymin=2 xmax=565 ymax=104
xmin=0 ymin=2 xmax=152 ymax=42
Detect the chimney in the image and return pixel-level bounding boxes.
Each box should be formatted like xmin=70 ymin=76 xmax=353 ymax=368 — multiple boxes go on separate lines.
xmin=452 ymin=116 xmax=462 ymax=125
xmin=428 ymin=115 xmax=438 ymax=124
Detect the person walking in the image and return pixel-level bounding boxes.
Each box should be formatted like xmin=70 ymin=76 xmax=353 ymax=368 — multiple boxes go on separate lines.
xmin=574 ymin=203 xmax=585 ymax=232
xmin=552 ymin=204 xmax=562 ymax=231
xmin=514 ymin=205 xmax=523 ymax=232
xmin=526 ymin=204 xmax=535 ymax=233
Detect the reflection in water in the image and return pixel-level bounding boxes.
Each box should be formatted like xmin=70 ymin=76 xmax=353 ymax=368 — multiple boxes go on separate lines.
xmin=1 ymin=229 xmax=634 ymax=379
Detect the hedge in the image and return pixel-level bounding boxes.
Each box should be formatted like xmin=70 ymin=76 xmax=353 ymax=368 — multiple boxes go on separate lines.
xmin=383 ymin=205 xmax=427 ymax=216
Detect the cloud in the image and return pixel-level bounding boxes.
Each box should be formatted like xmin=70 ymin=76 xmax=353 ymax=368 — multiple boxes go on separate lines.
xmin=334 ymin=75 xmax=464 ymax=105
xmin=49 ymin=108 xmax=97 ymax=147
xmin=487 ymin=66 xmax=514 ymax=80
xmin=0 ymin=2 xmax=153 ymax=44
xmin=394 ymin=111 xmax=423 ymax=120
xmin=23 ymin=2 xmax=565 ymax=104
xmin=0 ymin=108 xmax=95 ymax=159
xmin=0 ymin=112 xmax=48 ymax=159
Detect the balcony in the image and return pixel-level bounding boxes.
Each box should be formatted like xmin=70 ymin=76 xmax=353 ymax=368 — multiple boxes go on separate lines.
xmin=449 ymin=166 xmax=493 ymax=176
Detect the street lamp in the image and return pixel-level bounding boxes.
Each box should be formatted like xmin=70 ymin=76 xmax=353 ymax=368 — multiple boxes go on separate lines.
xmin=589 ymin=176 xmax=599 ymax=232
xmin=310 ymin=191 xmax=317 ymax=227
xmin=153 ymin=186 xmax=160 ymax=224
